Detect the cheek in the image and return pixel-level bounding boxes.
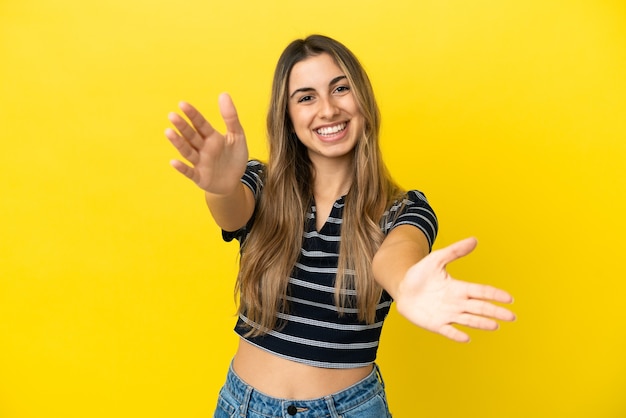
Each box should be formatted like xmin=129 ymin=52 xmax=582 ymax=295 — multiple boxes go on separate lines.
xmin=352 ymin=114 xmax=365 ymax=134
xmin=290 ymin=109 xmax=314 ymax=133
xmin=287 ymin=107 xmax=302 ymax=127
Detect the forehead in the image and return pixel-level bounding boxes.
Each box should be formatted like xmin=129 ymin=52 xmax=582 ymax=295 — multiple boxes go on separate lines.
xmin=288 ymin=53 xmax=345 ymax=92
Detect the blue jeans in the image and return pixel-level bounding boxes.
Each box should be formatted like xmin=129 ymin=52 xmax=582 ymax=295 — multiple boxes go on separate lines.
xmin=213 ymin=363 xmax=392 ymax=418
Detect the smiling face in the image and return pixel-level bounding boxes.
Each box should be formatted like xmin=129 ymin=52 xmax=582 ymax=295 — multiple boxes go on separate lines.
xmin=287 ymin=53 xmax=364 ymax=167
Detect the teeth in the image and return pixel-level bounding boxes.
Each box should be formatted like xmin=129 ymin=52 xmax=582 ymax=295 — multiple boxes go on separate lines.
xmin=316 ymin=123 xmax=346 ymax=136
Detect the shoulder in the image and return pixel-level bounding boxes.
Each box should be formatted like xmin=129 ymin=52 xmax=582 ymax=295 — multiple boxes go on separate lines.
xmin=388 ymin=190 xmax=430 ymax=209
xmin=246 ymin=159 xmax=265 ymax=171
xmin=242 ymin=160 xmax=266 ymax=199
xmin=244 ymin=159 xmax=265 ymax=179
xmin=381 ymin=190 xmax=438 ymax=249
xmin=385 ymin=190 xmax=434 ymax=218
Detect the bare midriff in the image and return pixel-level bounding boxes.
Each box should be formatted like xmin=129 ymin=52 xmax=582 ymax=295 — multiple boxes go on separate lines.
xmin=232 ymin=337 xmax=374 ymax=399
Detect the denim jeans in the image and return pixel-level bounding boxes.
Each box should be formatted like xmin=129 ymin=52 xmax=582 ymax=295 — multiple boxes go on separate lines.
xmin=213 ymin=363 xmax=392 ymax=418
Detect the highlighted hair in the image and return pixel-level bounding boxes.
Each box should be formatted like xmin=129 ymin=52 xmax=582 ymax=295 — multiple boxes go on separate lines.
xmin=236 ymin=35 xmax=404 ymax=336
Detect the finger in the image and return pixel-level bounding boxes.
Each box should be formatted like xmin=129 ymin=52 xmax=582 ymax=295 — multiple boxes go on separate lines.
xmin=456 ymin=313 xmax=499 ymax=331
xmin=169 ymin=159 xmax=195 ymax=181
xmin=165 ymin=128 xmax=199 ymax=165
xmin=464 ymin=299 xmax=517 ymax=322
xmin=439 ymin=324 xmax=470 ymax=343
xmin=168 ymin=111 xmax=205 ymax=150
xmin=218 ymin=93 xmax=244 ymax=136
xmin=464 ymin=281 xmax=514 ymax=304
xmin=179 ymin=101 xmax=218 ymax=139
xmin=434 ymin=237 xmax=478 ymax=267
xmin=441 ymin=314 xmax=511 ymax=341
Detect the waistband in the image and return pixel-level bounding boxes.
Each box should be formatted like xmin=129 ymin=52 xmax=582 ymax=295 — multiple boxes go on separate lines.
xmin=223 ymin=362 xmax=386 ymax=416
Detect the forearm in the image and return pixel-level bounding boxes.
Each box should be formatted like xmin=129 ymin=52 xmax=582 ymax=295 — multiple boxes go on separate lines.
xmin=205 ymin=183 xmax=255 ymax=232
xmin=372 ymin=225 xmax=430 ymax=299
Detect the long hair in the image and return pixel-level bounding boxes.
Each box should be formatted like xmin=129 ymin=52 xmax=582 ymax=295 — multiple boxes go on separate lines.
xmin=236 ymin=35 xmax=404 ymax=336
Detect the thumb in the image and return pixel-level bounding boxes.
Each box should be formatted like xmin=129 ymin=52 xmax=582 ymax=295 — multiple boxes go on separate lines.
xmin=218 ymin=93 xmax=244 ymax=135
xmin=436 ymin=237 xmax=478 ymax=266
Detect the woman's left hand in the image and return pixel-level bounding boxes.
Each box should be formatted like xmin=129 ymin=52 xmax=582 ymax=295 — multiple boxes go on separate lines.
xmin=395 ymin=237 xmax=516 ymax=343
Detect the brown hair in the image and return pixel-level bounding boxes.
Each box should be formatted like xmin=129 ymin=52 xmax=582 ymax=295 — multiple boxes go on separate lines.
xmin=236 ymin=35 xmax=404 ymax=336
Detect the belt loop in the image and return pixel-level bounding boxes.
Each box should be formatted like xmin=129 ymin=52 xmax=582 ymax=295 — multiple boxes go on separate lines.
xmin=374 ymin=363 xmax=386 ymax=389
xmin=239 ymin=385 xmax=253 ymax=417
xmin=324 ymin=395 xmax=340 ymax=418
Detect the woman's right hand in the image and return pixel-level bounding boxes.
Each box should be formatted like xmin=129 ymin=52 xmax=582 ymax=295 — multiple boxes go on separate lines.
xmin=165 ymin=93 xmax=249 ymax=195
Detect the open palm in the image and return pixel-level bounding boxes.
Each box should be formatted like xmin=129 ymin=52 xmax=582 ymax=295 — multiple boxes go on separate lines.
xmin=165 ymin=93 xmax=249 ymax=195
xmin=395 ymin=238 xmax=516 ymax=343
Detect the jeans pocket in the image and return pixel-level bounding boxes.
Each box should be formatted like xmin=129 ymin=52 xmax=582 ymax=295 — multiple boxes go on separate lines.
xmin=213 ymin=388 xmax=238 ymax=418
xmin=377 ymin=392 xmax=393 ymax=417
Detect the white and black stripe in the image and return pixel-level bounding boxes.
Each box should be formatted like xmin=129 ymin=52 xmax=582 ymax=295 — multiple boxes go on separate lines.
xmin=223 ymin=160 xmax=438 ymax=369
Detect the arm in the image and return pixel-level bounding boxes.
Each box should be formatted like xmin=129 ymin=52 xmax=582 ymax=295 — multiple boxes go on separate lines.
xmin=165 ymin=93 xmax=254 ymax=231
xmin=372 ymin=226 xmax=516 ymax=343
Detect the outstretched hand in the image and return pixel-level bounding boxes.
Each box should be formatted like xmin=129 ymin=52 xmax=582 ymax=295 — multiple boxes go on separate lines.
xmin=165 ymin=93 xmax=249 ymax=195
xmin=395 ymin=238 xmax=516 ymax=343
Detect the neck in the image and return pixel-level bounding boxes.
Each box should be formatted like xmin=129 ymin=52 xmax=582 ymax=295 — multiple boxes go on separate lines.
xmin=310 ymin=156 xmax=353 ymax=201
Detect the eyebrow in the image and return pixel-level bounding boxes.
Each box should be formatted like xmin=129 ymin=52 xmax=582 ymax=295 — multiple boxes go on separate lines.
xmin=289 ymin=75 xmax=348 ymax=98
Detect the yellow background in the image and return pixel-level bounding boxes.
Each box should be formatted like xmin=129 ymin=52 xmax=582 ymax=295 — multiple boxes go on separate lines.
xmin=1 ymin=0 xmax=625 ymax=417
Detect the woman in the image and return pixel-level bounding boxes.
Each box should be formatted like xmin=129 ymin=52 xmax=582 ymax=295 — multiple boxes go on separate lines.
xmin=165 ymin=34 xmax=515 ymax=418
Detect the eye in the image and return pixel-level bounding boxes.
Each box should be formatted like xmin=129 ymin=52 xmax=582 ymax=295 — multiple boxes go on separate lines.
xmin=297 ymin=95 xmax=314 ymax=103
xmin=334 ymin=85 xmax=351 ymax=94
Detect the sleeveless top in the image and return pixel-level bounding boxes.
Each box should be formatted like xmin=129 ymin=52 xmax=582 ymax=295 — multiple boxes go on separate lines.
xmin=223 ymin=160 xmax=438 ymax=368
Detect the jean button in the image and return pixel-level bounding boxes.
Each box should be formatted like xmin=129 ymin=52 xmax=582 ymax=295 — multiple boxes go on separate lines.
xmin=287 ymin=405 xmax=297 ymax=415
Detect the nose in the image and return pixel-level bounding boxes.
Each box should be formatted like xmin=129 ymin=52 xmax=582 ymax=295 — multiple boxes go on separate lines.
xmin=318 ymin=96 xmax=340 ymax=119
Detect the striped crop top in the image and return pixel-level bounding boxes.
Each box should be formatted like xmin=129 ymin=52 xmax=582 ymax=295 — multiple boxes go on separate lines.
xmin=223 ymin=160 xmax=438 ymax=369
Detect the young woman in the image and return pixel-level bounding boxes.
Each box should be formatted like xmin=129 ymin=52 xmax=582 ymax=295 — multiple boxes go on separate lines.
xmin=165 ymin=35 xmax=515 ymax=418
